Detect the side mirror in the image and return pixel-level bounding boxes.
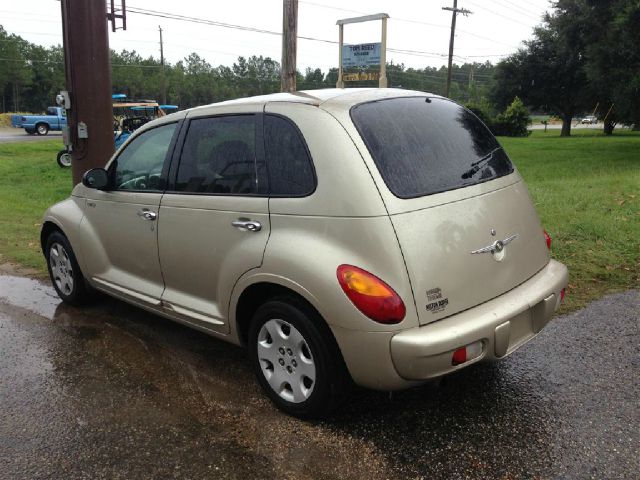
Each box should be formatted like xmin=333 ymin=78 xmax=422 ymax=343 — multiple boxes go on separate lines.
xmin=82 ymin=168 xmax=110 ymax=190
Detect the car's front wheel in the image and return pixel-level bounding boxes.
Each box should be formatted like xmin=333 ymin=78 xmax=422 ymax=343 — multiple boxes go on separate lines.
xmin=45 ymin=231 xmax=93 ymax=305
xmin=248 ymin=298 xmax=348 ymax=419
xmin=36 ymin=123 xmax=49 ymax=135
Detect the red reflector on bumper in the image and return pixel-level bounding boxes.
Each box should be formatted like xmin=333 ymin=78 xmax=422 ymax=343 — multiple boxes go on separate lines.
xmin=452 ymin=341 xmax=483 ymax=366
xmin=452 ymin=347 xmax=467 ymax=365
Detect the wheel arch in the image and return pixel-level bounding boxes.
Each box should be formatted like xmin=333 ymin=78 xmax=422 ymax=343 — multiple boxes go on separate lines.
xmin=231 ymin=277 xmax=337 ymax=351
xmin=40 ymin=220 xmax=65 ymax=254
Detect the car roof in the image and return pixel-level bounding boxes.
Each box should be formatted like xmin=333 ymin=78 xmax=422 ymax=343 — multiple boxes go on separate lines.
xmin=187 ymin=88 xmax=441 ymax=112
xmin=143 ymin=88 xmax=443 ymax=131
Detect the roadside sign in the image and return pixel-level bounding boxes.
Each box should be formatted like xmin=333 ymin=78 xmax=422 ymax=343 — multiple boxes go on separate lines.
xmin=342 ymin=43 xmax=382 ymax=67
xmin=343 ymin=72 xmax=380 ymax=82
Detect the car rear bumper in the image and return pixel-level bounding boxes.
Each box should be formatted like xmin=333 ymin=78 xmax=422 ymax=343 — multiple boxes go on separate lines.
xmin=331 ymin=259 xmax=568 ymax=390
xmin=390 ymin=259 xmax=568 ymax=382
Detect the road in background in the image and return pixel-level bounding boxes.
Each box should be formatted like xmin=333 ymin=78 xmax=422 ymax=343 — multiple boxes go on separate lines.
xmin=0 ymin=272 xmax=638 ymax=479
xmin=0 ymin=127 xmax=62 ymax=144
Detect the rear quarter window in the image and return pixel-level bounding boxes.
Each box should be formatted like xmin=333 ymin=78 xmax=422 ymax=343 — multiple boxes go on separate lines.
xmin=264 ymin=115 xmax=315 ymax=196
xmin=350 ymin=97 xmax=513 ymax=199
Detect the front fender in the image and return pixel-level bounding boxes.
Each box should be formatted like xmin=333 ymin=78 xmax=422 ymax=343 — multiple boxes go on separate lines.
xmin=41 ymin=195 xmax=86 ymax=270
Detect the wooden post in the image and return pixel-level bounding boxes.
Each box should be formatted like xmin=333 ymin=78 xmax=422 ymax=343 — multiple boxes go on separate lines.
xmin=337 ymin=24 xmax=344 ymax=88
xmin=379 ymin=17 xmax=387 ymax=88
xmin=61 ymin=0 xmax=115 ymax=186
xmin=281 ymin=0 xmax=298 ymax=92
xmin=445 ymin=0 xmax=457 ymax=98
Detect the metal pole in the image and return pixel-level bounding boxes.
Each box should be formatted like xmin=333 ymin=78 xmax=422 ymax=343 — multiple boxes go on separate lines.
xmin=379 ymin=17 xmax=387 ymax=88
xmin=281 ymin=0 xmax=298 ymax=92
xmin=61 ymin=0 xmax=115 ymax=186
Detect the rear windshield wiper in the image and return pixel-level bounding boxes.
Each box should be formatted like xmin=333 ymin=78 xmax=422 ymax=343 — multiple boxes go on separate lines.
xmin=461 ymin=147 xmax=501 ymax=179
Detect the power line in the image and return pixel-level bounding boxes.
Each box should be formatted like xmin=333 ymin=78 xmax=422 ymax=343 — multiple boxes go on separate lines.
xmin=490 ymin=0 xmax=543 ymax=22
xmin=124 ymin=5 xmax=458 ymax=61
xmin=464 ymin=0 xmax=538 ymax=28
xmin=297 ymin=0 xmax=519 ymax=49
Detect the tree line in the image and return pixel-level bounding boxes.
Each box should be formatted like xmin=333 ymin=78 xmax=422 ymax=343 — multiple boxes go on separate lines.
xmin=1 ymin=24 xmax=493 ymax=114
xmin=2 ymin=0 xmax=638 ymax=136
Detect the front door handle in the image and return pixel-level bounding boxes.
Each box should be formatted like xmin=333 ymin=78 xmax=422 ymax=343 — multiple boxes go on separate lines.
xmin=231 ymin=219 xmax=262 ymax=232
xmin=137 ymin=208 xmax=157 ymax=221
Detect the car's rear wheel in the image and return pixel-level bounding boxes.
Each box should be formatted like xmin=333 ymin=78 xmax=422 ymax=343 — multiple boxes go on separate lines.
xmin=45 ymin=231 xmax=93 ymax=305
xmin=36 ymin=123 xmax=49 ymax=136
xmin=56 ymin=150 xmax=72 ymax=168
xmin=248 ymin=298 xmax=348 ymax=419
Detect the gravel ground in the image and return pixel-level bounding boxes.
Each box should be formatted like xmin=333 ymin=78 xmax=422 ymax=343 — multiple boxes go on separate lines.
xmin=0 ymin=274 xmax=637 ymax=479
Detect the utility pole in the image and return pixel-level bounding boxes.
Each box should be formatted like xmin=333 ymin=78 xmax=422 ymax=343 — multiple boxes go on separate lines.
xmin=159 ymin=25 xmax=167 ymax=104
xmin=281 ymin=0 xmax=298 ymax=92
xmin=442 ymin=0 xmax=472 ymax=98
xmin=61 ymin=0 xmax=116 ymax=186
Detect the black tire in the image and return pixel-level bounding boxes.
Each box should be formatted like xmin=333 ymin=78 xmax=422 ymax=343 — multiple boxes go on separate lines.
xmin=25 ymin=128 xmax=35 ymax=135
xmin=248 ymin=297 xmax=349 ymax=419
xmin=45 ymin=231 xmax=93 ymax=306
xmin=36 ymin=123 xmax=49 ymax=136
xmin=56 ymin=150 xmax=72 ymax=168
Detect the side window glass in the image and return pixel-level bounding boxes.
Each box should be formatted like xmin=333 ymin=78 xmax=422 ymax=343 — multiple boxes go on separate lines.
xmin=115 ymin=123 xmax=177 ymax=191
xmin=264 ymin=115 xmax=314 ymax=196
xmin=176 ymin=116 xmax=257 ymax=194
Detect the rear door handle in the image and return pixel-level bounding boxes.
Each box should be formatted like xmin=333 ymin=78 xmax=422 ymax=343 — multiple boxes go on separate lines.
xmin=231 ymin=219 xmax=262 ymax=232
xmin=137 ymin=208 xmax=157 ymax=221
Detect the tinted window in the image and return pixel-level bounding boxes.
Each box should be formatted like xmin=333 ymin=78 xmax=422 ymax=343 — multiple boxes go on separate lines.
xmin=264 ymin=115 xmax=315 ymax=196
xmin=351 ymin=97 xmax=513 ymax=198
xmin=46 ymin=107 xmax=57 ymax=116
xmin=115 ymin=123 xmax=177 ymax=191
xmin=176 ymin=116 xmax=258 ymax=194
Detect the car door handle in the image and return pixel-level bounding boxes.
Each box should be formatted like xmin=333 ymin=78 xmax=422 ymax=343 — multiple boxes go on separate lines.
xmin=137 ymin=208 xmax=157 ymax=221
xmin=231 ymin=219 xmax=262 ymax=232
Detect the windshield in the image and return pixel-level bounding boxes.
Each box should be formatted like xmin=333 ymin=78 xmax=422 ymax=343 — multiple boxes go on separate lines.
xmin=350 ymin=97 xmax=514 ymax=198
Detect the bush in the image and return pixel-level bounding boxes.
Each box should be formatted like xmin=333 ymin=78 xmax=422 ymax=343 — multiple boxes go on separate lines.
xmin=466 ymin=97 xmax=530 ymax=137
xmin=493 ymin=97 xmax=530 ymax=137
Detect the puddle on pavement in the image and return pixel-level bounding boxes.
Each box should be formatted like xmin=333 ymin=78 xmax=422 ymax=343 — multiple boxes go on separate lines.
xmin=0 ymin=275 xmax=62 ymax=319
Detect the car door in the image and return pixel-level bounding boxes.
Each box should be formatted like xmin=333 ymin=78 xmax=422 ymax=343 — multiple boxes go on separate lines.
xmin=79 ymin=121 xmax=179 ymax=305
xmin=157 ymin=111 xmax=270 ymax=333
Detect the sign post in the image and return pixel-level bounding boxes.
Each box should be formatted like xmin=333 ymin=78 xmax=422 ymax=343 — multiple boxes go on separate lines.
xmin=336 ymin=13 xmax=389 ymax=89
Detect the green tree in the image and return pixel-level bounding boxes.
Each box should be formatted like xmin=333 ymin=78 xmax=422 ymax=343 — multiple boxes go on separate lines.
xmin=581 ymin=0 xmax=640 ymax=133
xmin=491 ymin=2 xmax=590 ymax=136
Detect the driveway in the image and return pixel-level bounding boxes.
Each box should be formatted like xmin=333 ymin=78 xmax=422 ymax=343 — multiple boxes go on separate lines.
xmin=0 ymin=273 xmax=637 ymax=479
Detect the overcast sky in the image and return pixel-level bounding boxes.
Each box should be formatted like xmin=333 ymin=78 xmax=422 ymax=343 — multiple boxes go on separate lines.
xmin=2 ymin=0 xmax=552 ymax=75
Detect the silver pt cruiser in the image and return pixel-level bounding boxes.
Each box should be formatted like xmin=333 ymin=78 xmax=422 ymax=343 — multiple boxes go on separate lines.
xmin=42 ymin=88 xmax=568 ymax=418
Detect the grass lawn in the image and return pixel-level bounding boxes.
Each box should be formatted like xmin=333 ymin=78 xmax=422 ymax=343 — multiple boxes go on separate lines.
xmin=0 ymin=140 xmax=70 ymax=271
xmin=500 ymin=130 xmax=639 ymax=312
xmin=0 ymin=130 xmax=638 ymax=313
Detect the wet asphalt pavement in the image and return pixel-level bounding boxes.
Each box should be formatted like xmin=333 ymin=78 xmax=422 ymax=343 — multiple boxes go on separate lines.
xmin=0 ymin=273 xmax=638 ymax=479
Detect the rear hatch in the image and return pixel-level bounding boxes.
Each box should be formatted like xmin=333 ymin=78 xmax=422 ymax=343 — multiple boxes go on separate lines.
xmin=351 ymin=96 xmax=550 ymax=325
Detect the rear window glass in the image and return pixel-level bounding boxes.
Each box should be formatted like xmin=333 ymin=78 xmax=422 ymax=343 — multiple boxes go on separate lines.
xmin=350 ymin=97 xmax=513 ymax=198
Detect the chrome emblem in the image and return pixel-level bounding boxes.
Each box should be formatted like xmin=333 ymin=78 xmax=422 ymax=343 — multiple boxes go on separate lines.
xmin=471 ymin=234 xmax=519 ymax=255
xmin=490 ymin=228 xmax=496 ymax=236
